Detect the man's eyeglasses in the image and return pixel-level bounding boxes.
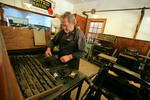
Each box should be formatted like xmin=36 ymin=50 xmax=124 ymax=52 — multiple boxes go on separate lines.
xmin=61 ymin=24 xmax=70 ymax=28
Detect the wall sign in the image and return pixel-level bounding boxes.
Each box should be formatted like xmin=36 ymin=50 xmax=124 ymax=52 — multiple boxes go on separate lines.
xmin=31 ymin=0 xmax=51 ymax=10
xmin=22 ymin=0 xmax=56 ymax=15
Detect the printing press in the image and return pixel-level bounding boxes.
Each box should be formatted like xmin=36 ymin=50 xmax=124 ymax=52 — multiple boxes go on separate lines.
xmin=82 ymin=54 xmax=150 ymax=100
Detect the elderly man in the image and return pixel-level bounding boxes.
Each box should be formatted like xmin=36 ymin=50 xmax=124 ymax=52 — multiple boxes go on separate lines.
xmin=45 ymin=11 xmax=87 ymax=70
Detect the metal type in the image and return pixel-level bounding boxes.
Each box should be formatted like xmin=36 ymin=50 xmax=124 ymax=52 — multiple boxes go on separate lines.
xmin=9 ymin=55 xmax=61 ymax=99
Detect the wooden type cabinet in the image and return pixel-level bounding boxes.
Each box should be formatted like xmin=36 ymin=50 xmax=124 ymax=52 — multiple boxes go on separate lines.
xmin=0 ymin=27 xmax=86 ymax=100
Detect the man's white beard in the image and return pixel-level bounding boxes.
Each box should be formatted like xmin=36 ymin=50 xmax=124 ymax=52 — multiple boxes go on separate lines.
xmin=64 ymin=30 xmax=70 ymax=33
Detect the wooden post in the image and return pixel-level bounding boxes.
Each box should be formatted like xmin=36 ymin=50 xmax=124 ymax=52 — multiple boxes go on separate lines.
xmin=133 ymin=8 xmax=145 ymax=39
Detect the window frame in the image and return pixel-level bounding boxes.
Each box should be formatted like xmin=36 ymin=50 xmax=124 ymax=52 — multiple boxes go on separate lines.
xmin=85 ymin=18 xmax=107 ymax=38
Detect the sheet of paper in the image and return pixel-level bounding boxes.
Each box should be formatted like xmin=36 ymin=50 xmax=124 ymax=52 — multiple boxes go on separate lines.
xmin=33 ymin=29 xmax=46 ymax=46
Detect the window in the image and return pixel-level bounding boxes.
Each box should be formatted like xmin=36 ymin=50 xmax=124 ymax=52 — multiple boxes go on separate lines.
xmin=89 ymin=22 xmax=103 ymax=33
xmin=2 ymin=6 xmax=53 ymax=29
xmin=86 ymin=19 xmax=107 ymax=39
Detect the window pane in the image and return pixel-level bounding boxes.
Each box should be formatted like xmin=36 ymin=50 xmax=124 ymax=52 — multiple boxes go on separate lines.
xmin=93 ymin=28 xmax=97 ymax=33
xmin=89 ymin=28 xmax=93 ymax=32
xmin=90 ymin=22 xmax=94 ymax=27
xmin=94 ymin=22 xmax=98 ymax=28
xmin=98 ymin=23 xmax=103 ymax=28
xmin=97 ymin=29 xmax=102 ymax=33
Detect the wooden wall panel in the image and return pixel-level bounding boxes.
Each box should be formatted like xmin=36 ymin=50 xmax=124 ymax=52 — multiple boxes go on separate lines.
xmin=74 ymin=14 xmax=86 ymax=34
xmin=0 ymin=26 xmax=51 ymax=50
xmin=113 ymin=37 xmax=150 ymax=55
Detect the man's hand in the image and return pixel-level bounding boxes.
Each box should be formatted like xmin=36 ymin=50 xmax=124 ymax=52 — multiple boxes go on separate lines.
xmin=60 ymin=54 xmax=73 ymax=63
xmin=45 ymin=48 xmax=52 ymax=57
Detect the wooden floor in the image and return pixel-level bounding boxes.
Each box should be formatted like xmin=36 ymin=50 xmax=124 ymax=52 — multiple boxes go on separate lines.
xmin=71 ymin=59 xmax=107 ymax=100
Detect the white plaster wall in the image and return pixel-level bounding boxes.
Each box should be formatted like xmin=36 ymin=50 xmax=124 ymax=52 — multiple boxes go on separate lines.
xmin=55 ymin=0 xmax=74 ymax=15
xmin=136 ymin=10 xmax=150 ymax=41
xmin=73 ymin=0 xmax=150 ymax=41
